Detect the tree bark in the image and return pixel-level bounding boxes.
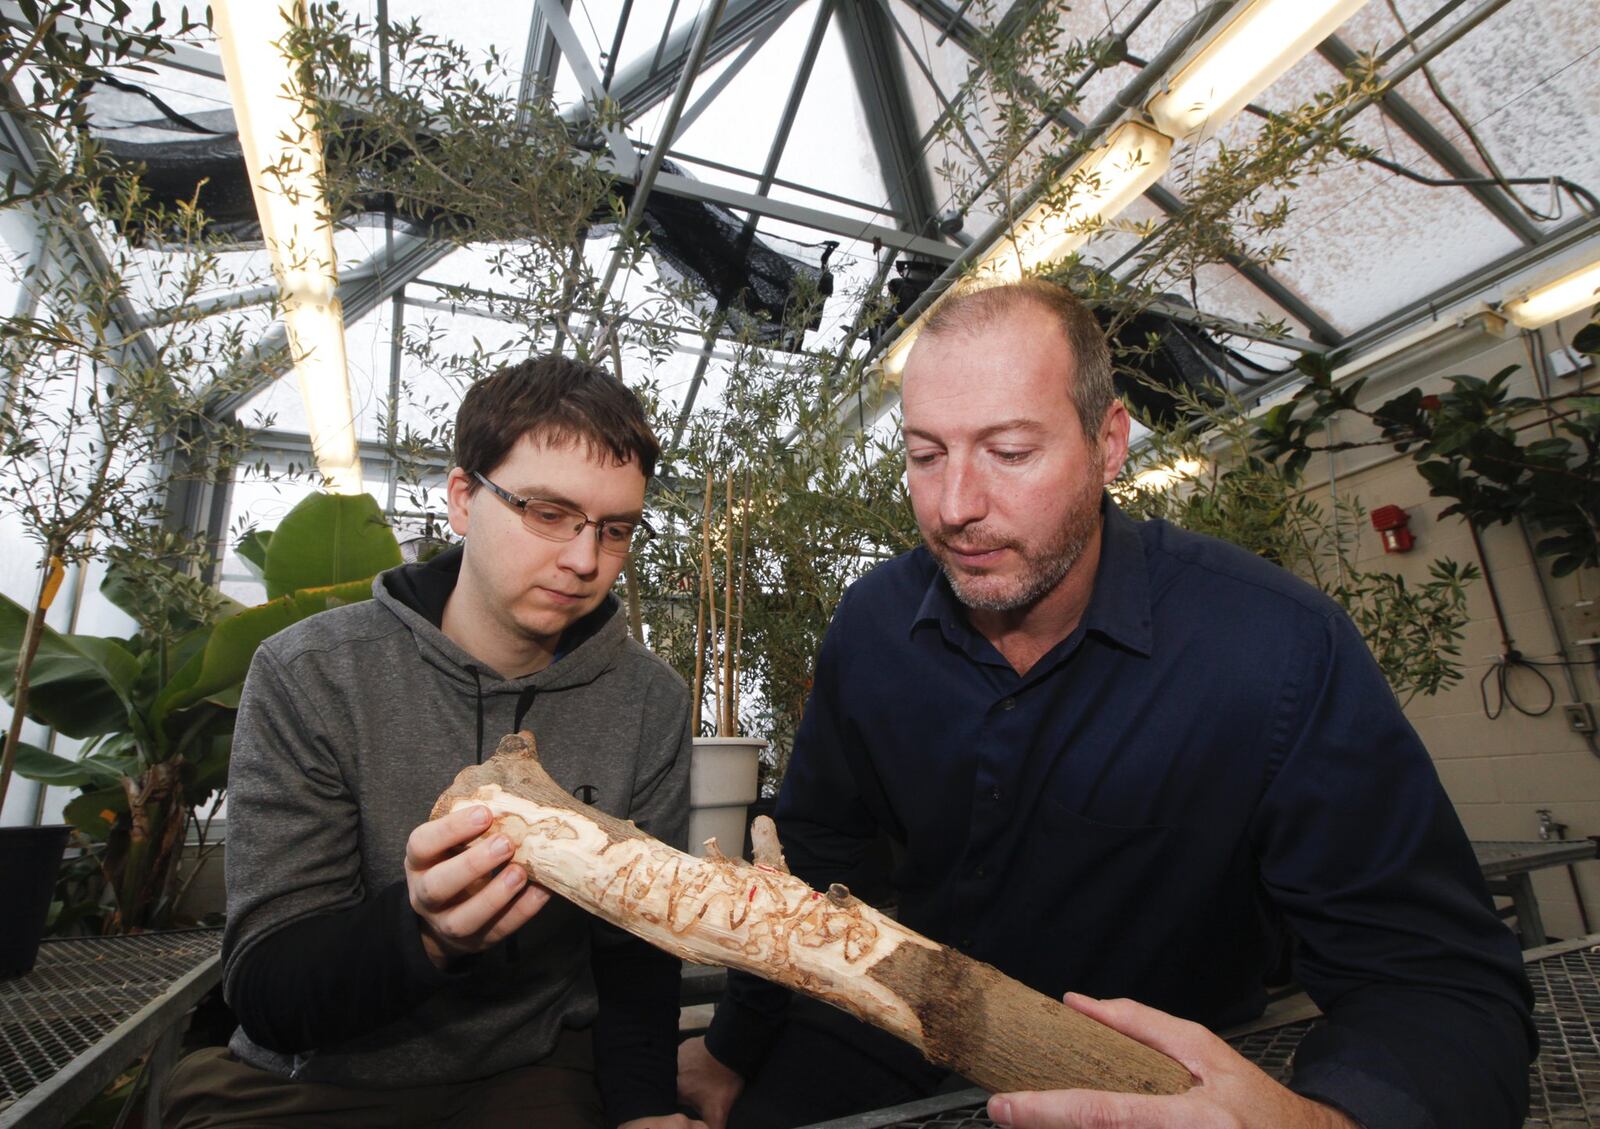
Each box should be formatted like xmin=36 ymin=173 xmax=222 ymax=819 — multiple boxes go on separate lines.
xmin=434 ymin=732 xmax=1193 ymax=1098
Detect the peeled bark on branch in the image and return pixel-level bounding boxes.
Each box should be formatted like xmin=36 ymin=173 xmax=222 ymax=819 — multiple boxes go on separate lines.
xmin=434 ymin=732 xmax=1192 ymax=1097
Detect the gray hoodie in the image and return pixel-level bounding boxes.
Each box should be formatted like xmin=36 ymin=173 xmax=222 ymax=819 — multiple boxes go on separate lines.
xmin=221 ymin=547 xmax=691 ymax=1096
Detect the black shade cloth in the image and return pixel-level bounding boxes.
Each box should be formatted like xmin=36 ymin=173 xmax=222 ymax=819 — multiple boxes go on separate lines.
xmin=84 ymin=80 xmax=829 ymax=349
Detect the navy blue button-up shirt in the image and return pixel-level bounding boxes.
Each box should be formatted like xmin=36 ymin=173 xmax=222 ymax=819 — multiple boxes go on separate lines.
xmin=707 ymin=501 xmax=1533 ymax=1129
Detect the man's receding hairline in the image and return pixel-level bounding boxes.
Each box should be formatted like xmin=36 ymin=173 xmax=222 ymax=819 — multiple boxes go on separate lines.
xmin=912 ymin=294 xmax=1080 ymax=374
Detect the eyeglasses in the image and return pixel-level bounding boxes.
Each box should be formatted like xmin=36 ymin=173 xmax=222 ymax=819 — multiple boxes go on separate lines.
xmin=473 ymin=472 xmax=655 ymax=556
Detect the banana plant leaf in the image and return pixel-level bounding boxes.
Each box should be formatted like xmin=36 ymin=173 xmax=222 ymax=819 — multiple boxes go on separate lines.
xmin=63 ymin=784 xmax=129 ymax=841
xmin=155 ymin=576 xmax=375 ymax=719
xmin=261 ymin=493 xmax=401 ymax=600
xmin=9 ymin=741 xmax=123 ymax=789
xmin=0 ymin=594 xmax=139 ymax=737
xmin=180 ymin=730 xmax=233 ymax=799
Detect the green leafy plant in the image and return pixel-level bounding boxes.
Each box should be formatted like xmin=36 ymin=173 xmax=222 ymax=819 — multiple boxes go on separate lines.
xmin=634 ymin=311 xmax=918 ymax=783
xmin=1254 ymin=334 xmax=1600 ymax=577
xmin=3 ymin=491 xmax=398 ymax=932
xmin=1117 ymin=381 xmax=1478 ymax=708
xmin=0 ymin=170 xmax=272 ymax=819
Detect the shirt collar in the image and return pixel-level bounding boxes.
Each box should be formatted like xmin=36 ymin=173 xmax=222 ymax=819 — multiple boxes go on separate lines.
xmin=911 ymin=495 xmax=1153 ymax=659
xmin=1084 ymin=499 xmax=1154 ymax=657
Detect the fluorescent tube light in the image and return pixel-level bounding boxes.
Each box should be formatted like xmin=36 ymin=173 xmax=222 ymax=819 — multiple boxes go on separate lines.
xmin=1147 ymin=0 xmax=1368 ymax=140
xmin=879 ymin=122 xmax=1171 ymax=385
xmin=974 ymin=121 xmax=1172 ymax=282
xmin=1502 ymin=259 xmax=1600 ymax=329
xmin=214 ymin=0 xmax=364 ymax=495
xmin=1132 ymin=457 xmax=1204 ymax=492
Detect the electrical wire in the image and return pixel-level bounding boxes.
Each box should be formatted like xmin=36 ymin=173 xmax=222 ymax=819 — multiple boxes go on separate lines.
xmin=1213 ymin=74 xmax=1600 ymax=225
xmin=1359 ymin=152 xmax=1600 ymax=219
xmin=1382 ymin=0 xmax=1576 ymax=224
xmin=1470 ymin=522 xmax=1557 ymax=720
xmin=1479 ymin=655 xmax=1556 ymax=720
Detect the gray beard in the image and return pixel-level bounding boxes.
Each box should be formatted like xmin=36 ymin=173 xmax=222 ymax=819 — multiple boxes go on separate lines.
xmin=933 ymin=486 xmax=1102 ymax=613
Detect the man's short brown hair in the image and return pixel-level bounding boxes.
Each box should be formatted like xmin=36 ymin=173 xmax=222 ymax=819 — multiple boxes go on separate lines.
xmin=454 ymin=355 xmax=661 ymax=485
xmin=921 ymin=278 xmax=1115 ymax=440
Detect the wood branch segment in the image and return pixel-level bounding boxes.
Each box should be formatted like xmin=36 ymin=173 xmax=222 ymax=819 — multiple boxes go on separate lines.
xmin=433 ymin=732 xmax=1192 ymax=1097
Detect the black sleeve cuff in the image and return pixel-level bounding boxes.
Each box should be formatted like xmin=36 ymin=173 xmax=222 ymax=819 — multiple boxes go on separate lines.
xmin=232 ymin=880 xmax=451 ymax=1053
xmin=1288 ymin=1022 xmax=1431 ymax=1129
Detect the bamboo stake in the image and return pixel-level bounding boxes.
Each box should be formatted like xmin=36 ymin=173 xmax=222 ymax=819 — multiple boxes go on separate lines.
xmin=702 ymin=468 xmax=721 ymax=735
xmin=690 ymin=478 xmax=712 ymax=737
xmin=436 ymin=733 xmax=1193 ymax=1099
xmin=0 ymin=550 xmax=65 ymax=812
xmin=731 ymin=467 xmax=751 ymax=728
xmin=722 ymin=468 xmax=735 ymax=736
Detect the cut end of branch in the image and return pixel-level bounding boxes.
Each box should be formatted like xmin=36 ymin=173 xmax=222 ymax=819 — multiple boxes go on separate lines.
xmin=750 ymin=816 xmax=789 ymax=873
xmin=494 ymin=731 xmax=540 ymax=762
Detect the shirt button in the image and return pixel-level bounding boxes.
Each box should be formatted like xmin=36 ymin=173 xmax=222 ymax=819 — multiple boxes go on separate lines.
xmin=974 ymin=864 xmax=987 ymax=878
xmin=998 ymin=697 xmax=1016 ymax=711
xmin=990 ymin=786 xmax=1001 ymax=801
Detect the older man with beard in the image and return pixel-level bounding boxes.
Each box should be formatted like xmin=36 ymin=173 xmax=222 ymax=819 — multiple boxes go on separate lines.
xmin=677 ymin=279 xmax=1533 ymax=1129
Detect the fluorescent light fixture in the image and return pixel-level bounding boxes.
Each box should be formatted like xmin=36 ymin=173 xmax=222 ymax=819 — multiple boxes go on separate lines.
xmin=1132 ymin=458 xmax=1205 ymax=492
xmin=1147 ymin=0 xmax=1368 ymax=140
xmin=879 ymin=122 xmax=1171 ymax=386
xmin=974 ymin=122 xmax=1173 ymax=283
xmin=1502 ymin=259 xmax=1600 ymax=329
xmin=214 ymin=0 xmax=364 ymax=495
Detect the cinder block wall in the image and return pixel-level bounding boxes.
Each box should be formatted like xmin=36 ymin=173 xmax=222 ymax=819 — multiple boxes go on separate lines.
xmin=1288 ymin=307 xmax=1600 ymax=940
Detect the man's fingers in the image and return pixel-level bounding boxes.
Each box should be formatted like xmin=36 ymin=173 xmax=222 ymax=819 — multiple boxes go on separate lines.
xmin=990 ymin=1088 xmax=1162 ymax=1129
xmin=425 ymin=857 xmax=537 ymax=933
xmin=1062 ymin=993 xmax=1211 ymax=1071
xmin=406 ymin=805 xmax=493 ymax=869
xmin=484 ymin=878 xmax=551 ymax=941
xmin=412 ymin=832 xmax=514 ymax=911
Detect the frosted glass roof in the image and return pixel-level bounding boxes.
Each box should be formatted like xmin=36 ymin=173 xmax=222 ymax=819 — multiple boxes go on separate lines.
xmin=6 ymin=0 xmax=1599 ymax=436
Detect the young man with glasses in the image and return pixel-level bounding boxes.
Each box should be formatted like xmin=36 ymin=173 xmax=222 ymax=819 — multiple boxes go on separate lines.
xmin=165 ymin=356 xmax=700 ymax=1129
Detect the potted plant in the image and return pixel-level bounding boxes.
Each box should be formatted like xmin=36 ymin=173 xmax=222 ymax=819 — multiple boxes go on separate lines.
xmin=0 ymin=176 xmax=267 ymax=967
xmin=1252 ymin=329 xmax=1600 ymax=580
xmin=625 ymin=298 xmax=921 ymax=845
xmin=4 ymin=492 xmax=398 ymax=933
xmin=3 ymin=490 xmax=401 ymax=934
xmin=675 ymin=464 xmax=764 ymax=858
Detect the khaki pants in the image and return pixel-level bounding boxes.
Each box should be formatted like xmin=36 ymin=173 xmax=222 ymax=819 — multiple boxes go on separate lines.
xmin=161 ymin=1046 xmax=605 ymax=1129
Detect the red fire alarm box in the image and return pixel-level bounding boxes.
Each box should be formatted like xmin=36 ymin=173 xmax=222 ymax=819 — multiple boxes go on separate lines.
xmin=1370 ymin=505 xmax=1415 ymax=553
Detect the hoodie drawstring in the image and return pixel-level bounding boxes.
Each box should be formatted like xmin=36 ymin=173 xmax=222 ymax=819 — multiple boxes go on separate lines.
xmin=468 ymin=674 xmax=537 ymax=764
xmin=513 ymin=686 xmax=538 ymax=734
xmin=468 ymin=666 xmax=484 ymax=764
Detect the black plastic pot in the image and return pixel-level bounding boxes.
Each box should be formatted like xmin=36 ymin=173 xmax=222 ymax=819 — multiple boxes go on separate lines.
xmin=0 ymin=824 xmax=71 ymax=977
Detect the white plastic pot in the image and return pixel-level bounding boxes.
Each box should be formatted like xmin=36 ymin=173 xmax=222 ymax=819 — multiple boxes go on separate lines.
xmin=688 ymin=736 xmax=765 ymax=859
